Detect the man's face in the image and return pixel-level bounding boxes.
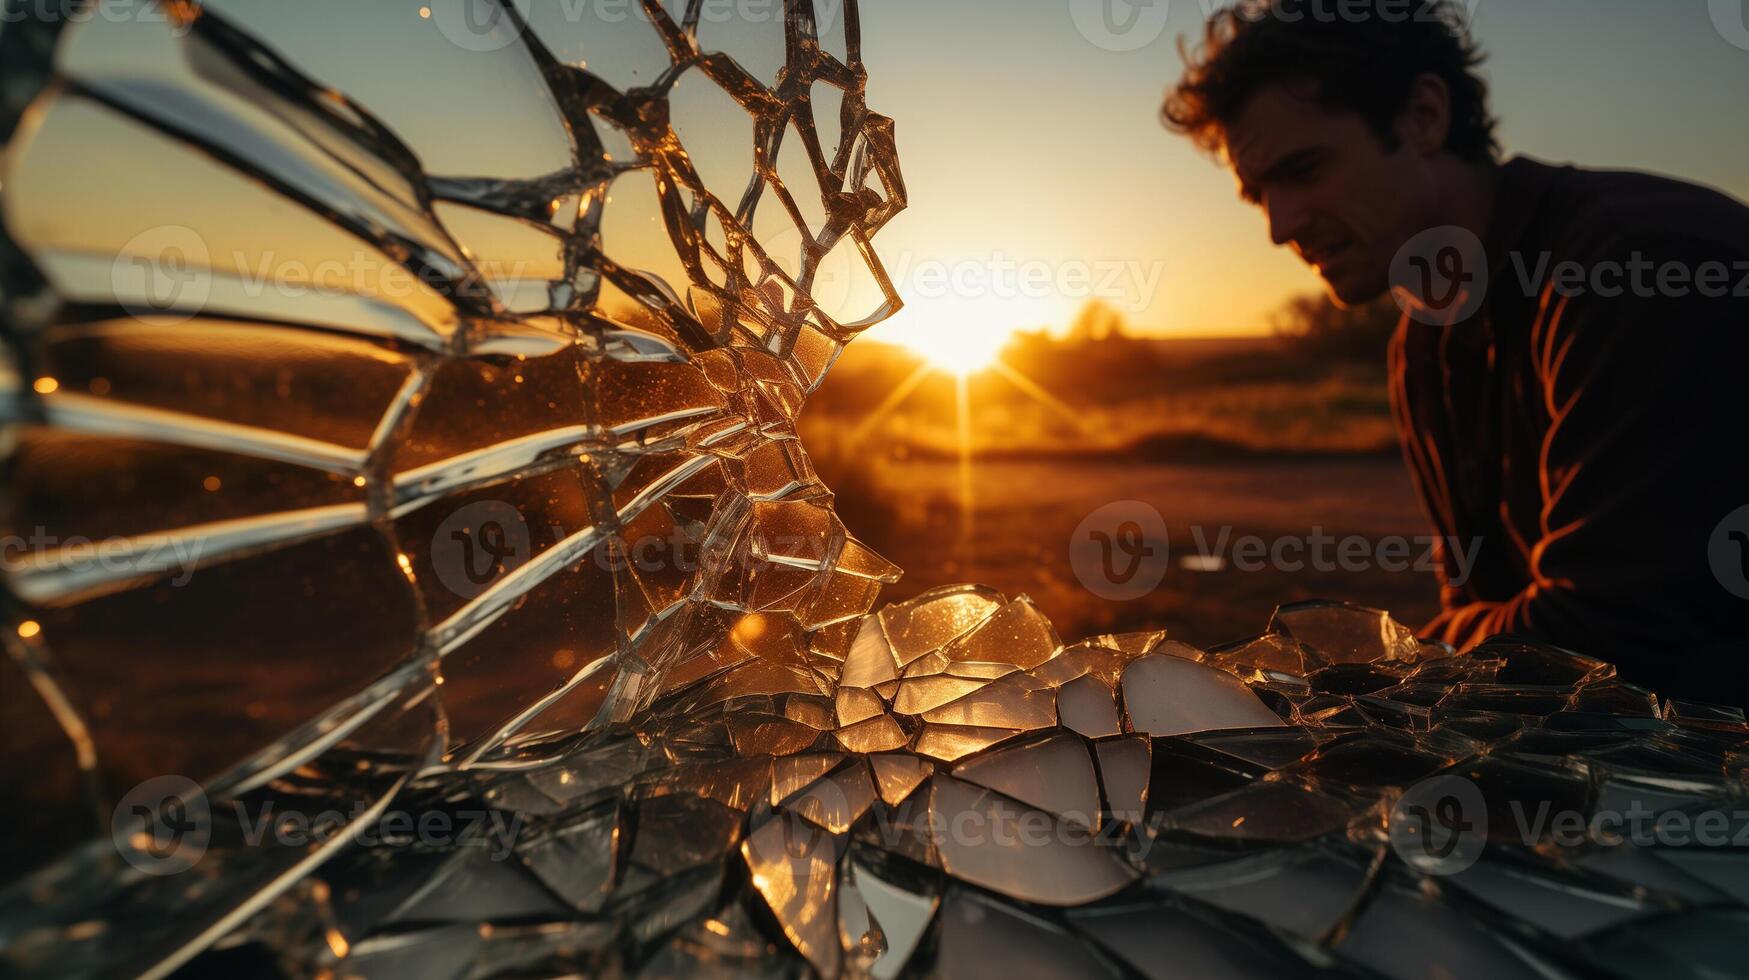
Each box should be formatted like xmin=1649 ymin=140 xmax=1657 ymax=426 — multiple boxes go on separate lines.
xmin=1224 ymin=82 xmax=1436 ymax=306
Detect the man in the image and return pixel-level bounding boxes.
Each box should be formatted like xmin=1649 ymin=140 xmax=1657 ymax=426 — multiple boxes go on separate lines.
xmin=1163 ymin=0 xmax=1749 ymax=704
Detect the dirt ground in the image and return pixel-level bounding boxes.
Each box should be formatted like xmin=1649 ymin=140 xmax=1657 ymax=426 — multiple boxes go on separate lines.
xmin=832 ymin=455 xmax=1444 ymax=649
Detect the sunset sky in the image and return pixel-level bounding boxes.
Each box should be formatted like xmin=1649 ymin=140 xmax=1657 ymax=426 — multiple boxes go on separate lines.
xmin=855 ymin=0 xmax=1749 ymax=342
xmin=85 ymin=0 xmax=1749 ymax=347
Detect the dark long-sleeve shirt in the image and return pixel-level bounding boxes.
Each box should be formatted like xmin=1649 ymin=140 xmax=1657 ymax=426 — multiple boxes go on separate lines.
xmin=1391 ymin=156 xmax=1749 ymax=704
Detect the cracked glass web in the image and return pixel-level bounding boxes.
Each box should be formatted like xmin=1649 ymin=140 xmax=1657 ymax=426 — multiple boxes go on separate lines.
xmin=2 ymin=3 xmax=1748 ymax=978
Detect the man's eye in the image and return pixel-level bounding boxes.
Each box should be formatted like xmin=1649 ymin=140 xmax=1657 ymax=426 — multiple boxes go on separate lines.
xmin=1282 ymin=160 xmax=1322 ymax=183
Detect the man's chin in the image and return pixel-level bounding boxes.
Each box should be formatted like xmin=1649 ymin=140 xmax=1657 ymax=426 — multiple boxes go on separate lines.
xmin=1321 ymin=272 xmax=1387 ymax=309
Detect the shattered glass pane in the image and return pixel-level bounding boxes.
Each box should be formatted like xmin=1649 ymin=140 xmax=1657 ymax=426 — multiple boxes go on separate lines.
xmin=1269 ymin=598 xmax=1422 ymax=664
xmin=929 ymin=775 xmax=1137 ymax=906
xmin=1120 ymin=653 xmax=1290 ymax=736
xmin=4 ymin=2 xmax=1748 ymax=978
xmin=847 ymin=856 xmax=937 ymax=980
xmin=951 ymin=732 xmax=1100 ymax=827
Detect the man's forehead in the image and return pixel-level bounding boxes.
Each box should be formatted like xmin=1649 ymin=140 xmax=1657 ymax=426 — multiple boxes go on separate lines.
xmin=1222 ymin=84 xmax=1325 ymax=177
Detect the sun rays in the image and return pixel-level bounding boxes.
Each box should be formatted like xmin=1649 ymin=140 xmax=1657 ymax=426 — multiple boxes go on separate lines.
xmin=839 ymin=326 xmax=1086 ymax=546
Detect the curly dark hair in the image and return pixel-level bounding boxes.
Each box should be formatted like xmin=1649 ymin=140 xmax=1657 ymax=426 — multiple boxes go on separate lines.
xmin=1163 ymin=0 xmax=1499 ymax=164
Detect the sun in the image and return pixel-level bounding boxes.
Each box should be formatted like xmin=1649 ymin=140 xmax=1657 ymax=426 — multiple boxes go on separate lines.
xmin=892 ymin=321 xmax=1014 ymax=377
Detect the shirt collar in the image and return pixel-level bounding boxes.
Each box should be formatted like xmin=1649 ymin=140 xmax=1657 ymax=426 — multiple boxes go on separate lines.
xmin=1484 ymin=155 xmax=1564 ymax=279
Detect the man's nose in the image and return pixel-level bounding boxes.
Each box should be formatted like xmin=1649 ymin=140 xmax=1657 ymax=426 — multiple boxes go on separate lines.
xmin=1265 ymin=195 xmax=1308 ymax=248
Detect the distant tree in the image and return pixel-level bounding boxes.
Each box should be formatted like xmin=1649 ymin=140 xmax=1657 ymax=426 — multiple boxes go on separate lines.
xmin=1068 ymin=300 xmax=1129 ymax=342
xmin=1270 ymin=292 xmax=1401 ymax=360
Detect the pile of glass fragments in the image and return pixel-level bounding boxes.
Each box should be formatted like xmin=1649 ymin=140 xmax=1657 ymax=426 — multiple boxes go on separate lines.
xmin=0 ymin=2 xmax=1744 ymax=978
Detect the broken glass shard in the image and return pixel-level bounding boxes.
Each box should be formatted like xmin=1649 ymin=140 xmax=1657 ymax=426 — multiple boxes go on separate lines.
xmin=929 ymin=775 xmax=1137 ymax=905
xmin=869 ymin=753 xmax=933 ymax=806
xmin=849 ymin=857 xmax=938 ymax=980
xmin=1269 ymin=599 xmax=1421 ymax=664
xmin=1121 ymin=654 xmax=1290 ymax=736
xmin=742 ymin=809 xmax=842 ymax=978
xmin=951 ymin=733 xmax=1100 ymax=827
xmin=1057 ymin=674 xmax=1122 ymax=738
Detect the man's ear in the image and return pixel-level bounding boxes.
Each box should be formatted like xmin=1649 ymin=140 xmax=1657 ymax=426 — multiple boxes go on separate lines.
xmin=1398 ymin=73 xmax=1452 ymax=156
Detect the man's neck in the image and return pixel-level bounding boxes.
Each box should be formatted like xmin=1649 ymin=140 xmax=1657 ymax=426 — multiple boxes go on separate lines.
xmin=1433 ymin=156 xmax=1501 ymax=240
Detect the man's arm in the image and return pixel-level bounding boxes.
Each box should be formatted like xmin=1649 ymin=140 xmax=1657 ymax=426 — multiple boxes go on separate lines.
xmin=1431 ymin=233 xmax=1749 ymax=686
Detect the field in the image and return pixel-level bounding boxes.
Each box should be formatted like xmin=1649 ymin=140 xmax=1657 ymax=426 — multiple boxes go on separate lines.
xmin=803 ymin=333 xmax=1443 ymax=646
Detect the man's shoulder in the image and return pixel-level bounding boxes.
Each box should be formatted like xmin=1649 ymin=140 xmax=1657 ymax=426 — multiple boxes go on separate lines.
xmin=1497 ymin=159 xmax=1749 ymax=381
xmin=1513 ymin=156 xmax=1749 ymax=261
